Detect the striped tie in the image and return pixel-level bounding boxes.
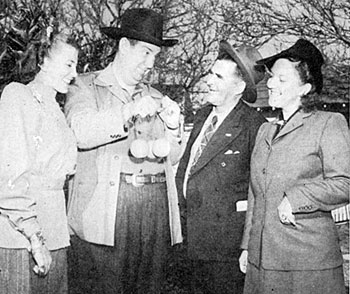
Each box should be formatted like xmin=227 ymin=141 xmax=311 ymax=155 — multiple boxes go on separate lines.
xmin=190 ymin=115 xmax=218 ymax=172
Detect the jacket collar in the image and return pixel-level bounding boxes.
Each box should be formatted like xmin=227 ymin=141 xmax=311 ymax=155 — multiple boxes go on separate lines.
xmin=93 ymin=64 xmax=147 ymax=103
xmin=267 ymin=110 xmax=313 ymax=143
xmin=190 ymin=100 xmax=246 ymax=175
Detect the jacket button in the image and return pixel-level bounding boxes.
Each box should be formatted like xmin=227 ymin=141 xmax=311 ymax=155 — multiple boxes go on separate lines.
xmin=114 ymin=155 xmax=119 ymax=160
xmin=221 ymin=162 xmax=226 ymax=167
xmin=109 ymin=181 xmax=115 ymax=186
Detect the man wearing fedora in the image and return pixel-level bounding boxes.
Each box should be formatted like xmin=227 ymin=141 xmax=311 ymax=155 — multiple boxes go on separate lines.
xmin=64 ymin=8 xmax=183 ymax=294
xmin=175 ymin=40 xmax=266 ymax=293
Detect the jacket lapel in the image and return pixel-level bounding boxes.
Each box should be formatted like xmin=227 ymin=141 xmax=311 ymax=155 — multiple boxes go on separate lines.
xmin=273 ymin=111 xmax=312 ymax=141
xmin=190 ymin=101 xmax=244 ymax=175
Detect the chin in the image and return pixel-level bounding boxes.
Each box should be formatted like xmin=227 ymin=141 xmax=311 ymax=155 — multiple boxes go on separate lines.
xmin=56 ymin=86 xmax=68 ymax=94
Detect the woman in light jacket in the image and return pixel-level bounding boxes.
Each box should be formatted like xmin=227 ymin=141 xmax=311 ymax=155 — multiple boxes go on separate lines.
xmin=239 ymin=39 xmax=350 ymax=294
xmin=0 ymin=32 xmax=78 ymax=293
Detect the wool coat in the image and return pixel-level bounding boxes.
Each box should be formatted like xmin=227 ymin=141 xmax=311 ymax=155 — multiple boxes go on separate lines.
xmin=241 ymin=110 xmax=350 ymax=271
xmin=176 ymin=98 xmax=266 ymax=262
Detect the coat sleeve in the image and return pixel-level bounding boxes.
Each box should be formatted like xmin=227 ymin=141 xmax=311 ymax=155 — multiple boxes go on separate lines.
xmin=240 ymin=182 xmax=255 ymax=249
xmin=287 ymin=113 xmax=350 ymax=212
xmin=65 ymin=76 xmax=129 ymax=149
xmin=0 ymin=83 xmax=42 ymax=239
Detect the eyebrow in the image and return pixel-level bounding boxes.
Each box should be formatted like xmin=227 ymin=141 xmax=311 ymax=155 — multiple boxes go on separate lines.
xmin=209 ymin=69 xmax=223 ymax=79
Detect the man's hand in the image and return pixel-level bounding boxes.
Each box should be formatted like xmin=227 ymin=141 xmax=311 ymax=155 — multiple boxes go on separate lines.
xmin=158 ymin=96 xmax=181 ymax=130
xmin=133 ymin=95 xmax=160 ymax=118
xmin=122 ymin=95 xmax=160 ymax=122
xmin=239 ymin=250 xmax=248 ymax=274
xmin=30 ymin=232 xmax=52 ymax=277
xmin=277 ymin=195 xmax=296 ymax=226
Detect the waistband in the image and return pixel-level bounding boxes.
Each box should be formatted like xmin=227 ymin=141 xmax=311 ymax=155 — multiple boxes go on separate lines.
xmin=120 ymin=172 xmax=166 ymax=187
xmin=294 ymin=210 xmax=332 ymax=220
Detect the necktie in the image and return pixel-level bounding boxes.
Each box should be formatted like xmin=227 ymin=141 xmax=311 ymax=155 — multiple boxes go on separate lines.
xmin=190 ymin=115 xmax=218 ymax=172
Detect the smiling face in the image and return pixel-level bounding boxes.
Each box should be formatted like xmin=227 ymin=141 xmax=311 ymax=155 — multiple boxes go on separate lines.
xmin=116 ymin=38 xmax=161 ymax=86
xmin=266 ymin=58 xmax=311 ymax=113
xmin=41 ymin=42 xmax=78 ymax=94
xmin=205 ymin=59 xmax=245 ymax=110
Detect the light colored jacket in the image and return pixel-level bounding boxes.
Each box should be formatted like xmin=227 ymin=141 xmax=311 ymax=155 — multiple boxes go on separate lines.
xmin=65 ymin=65 xmax=183 ymax=246
xmin=0 ymin=81 xmax=77 ymax=250
xmin=241 ymin=110 xmax=350 ymax=270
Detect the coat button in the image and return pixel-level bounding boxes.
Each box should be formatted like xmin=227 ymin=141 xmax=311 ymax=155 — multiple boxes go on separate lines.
xmin=221 ymin=162 xmax=226 ymax=167
xmin=114 ymin=155 xmax=119 ymax=160
xmin=109 ymin=181 xmax=115 ymax=186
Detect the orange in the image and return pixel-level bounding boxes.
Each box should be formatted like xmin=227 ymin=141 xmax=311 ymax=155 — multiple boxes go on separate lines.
xmin=152 ymin=137 xmax=170 ymax=158
xmin=130 ymin=139 xmax=149 ymax=158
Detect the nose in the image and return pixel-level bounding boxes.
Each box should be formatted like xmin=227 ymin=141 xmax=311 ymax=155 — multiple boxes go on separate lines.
xmin=266 ymin=76 xmax=277 ymax=89
xmin=206 ymin=73 xmax=214 ymax=86
xmin=145 ymin=54 xmax=156 ymax=69
xmin=71 ymin=66 xmax=78 ymax=78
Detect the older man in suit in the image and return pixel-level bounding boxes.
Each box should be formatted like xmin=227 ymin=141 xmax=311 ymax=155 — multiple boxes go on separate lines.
xmin=175 ymin=40 xmax=266 ymax=293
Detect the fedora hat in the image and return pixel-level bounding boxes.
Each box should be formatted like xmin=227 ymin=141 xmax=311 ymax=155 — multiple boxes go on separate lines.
xmin=219 ymin=40 xmax=265 ymax=103
xmin=257 ymin=39 xmax=324 ymax=93
xmin=101 ymin=8 xmax=178 ymax=47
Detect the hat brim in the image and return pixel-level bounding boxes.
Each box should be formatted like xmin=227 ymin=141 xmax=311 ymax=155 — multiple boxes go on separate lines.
xmin=101 ymin=27 xmax=178 ymax=47
xmin=219 ymin=41 xmax=258 ymax=103
xmin=256 ymin=51 xmax=291 ymax=69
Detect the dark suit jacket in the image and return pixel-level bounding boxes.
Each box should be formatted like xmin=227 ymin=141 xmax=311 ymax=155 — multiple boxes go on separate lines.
xmin=176 ymin=98 xmax=266 ymax=262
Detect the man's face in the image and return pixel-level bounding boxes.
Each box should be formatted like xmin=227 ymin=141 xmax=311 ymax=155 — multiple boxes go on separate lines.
xmin=205 ymin=59 xmax=243 ymax=107
xmin=120 ymin=39 xmax=161 ymax=86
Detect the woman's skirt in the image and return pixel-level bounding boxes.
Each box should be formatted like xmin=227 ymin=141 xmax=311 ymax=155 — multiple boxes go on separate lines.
xmin=244 ymin=262 xmax=346 ymax=294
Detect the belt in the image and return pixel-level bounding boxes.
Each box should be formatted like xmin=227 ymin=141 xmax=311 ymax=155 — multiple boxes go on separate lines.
xmin=294 ymin=210 xmax=332 ymax=220
xmin=120 ymin=172 xmax=166 ymax=187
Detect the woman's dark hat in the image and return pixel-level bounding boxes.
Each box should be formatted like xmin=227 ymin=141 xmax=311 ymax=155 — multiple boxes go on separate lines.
xmin=219 ymin=40 xmax=265 ymax=103
xmin=257 ymin=39 xmax=324 ymax=93
xmin=100 ymin=8 xmax=178 ymax=47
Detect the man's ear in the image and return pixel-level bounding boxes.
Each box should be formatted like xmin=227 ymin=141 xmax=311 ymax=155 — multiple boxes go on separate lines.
xmin=237 ymin=80 xmax=246 ymax=94
xmin=301 ymin=83 xmax=312 ymax=96
xmin=119 ymin=37 xmax=131 ymax=55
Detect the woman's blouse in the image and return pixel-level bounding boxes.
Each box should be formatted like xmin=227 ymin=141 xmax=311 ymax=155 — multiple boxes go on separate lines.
xmin=0 ymin=81 xmax=77 ymax=250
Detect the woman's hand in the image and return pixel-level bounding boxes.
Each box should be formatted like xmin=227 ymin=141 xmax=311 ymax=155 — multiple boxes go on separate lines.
xmin=30 ymin=232 xmax=52 ymax=277
xmin=239 ymin=249 xmax=248 ymax=273
xmin=278 ymin=195 xmax=296 ymax=226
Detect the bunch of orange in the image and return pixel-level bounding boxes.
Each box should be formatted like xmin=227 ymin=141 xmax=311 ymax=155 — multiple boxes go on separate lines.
xmin=130 ymin=137 xmax=170 ymax=159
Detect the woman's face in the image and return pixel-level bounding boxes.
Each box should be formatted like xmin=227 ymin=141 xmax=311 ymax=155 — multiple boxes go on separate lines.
xmin=266 ymin=58 xmax=310 ymax=112
xmin=42 ymin=43 xmax=78 ymax=94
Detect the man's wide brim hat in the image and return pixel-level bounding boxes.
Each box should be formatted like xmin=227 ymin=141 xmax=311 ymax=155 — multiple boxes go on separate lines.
xmin=101 ymin=8 xmax=178 ymax=47
xmin=257 ymin=39 xmax=324 ymax=94
xmin=219 ymin=40 xmax=265 ymax=103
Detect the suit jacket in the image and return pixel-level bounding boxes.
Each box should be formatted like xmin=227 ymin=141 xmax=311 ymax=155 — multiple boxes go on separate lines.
xmin=176 ymin=98 xmax=266 ymax=262
xmin=241 ymin=110 xmax=350 ymax=270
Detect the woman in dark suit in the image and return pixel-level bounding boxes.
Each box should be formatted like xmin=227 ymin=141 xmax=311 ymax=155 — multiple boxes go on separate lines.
xmin=239 ymin=39 xmax=350 ymax=294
